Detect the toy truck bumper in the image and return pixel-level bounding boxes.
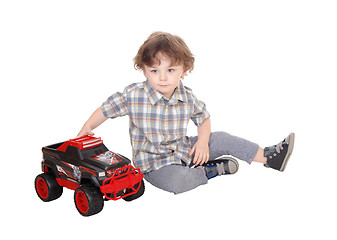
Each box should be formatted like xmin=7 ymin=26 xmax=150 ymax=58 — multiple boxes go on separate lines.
xmin=100 ymin=165 xmax=143 ymax=200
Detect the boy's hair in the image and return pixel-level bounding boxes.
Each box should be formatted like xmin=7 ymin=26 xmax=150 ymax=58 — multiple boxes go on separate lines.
xmin=134 ymin=32 xmax=194 ymax=73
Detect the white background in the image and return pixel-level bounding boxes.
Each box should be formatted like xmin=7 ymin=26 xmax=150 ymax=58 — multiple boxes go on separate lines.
xmin=1 ymin=0 xmax=336 ymax=239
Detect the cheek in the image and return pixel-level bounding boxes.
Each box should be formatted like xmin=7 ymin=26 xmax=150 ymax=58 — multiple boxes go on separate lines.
xmin=172 ymin=73 xmax=182 ymax=83
xmin=144 ymin=71 xmax=154 ymax=81
xmin=144 ymin=68 xmax=152 ymax=77
xmin=147 ymin=78 xmax=159 ymax=89
xmin=170 ymin=78 xmax=181 ymax=89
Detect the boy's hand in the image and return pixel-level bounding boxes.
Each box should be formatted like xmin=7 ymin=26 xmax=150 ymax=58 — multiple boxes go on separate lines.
xmin=77 ymin=127 xmax=94 ymax=138
xmin=189 ymin=140 xmax=210 ymax=166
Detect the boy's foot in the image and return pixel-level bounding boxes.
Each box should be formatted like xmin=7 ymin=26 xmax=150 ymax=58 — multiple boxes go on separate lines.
xmin=200 ymin=156 xmax=239 ymax=179
xmin=264 ymin=132 xmax=295 ymax=171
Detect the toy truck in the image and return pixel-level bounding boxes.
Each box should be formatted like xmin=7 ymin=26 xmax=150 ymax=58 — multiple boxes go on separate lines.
xmin=35 ymin=136 xmax=145 ymax=216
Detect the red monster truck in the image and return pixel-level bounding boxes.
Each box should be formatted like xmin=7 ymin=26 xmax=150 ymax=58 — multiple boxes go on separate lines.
xmin=35 ymin=136 xmax=144 ymax=216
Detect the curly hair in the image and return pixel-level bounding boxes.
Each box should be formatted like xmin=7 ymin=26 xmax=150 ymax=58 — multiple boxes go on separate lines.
xmin=134 ymin=32 xmax=195 ymax=73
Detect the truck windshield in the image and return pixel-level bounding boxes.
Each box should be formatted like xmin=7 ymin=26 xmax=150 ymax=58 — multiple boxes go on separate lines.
xmin=81 ymin=144 xmax=109 ymax=159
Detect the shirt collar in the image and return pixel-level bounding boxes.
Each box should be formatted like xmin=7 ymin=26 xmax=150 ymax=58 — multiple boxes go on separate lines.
xmin=171 ymin=80 xmax=188 ymax=104
xmin=144 ymin=80 xmax=188 ymax=105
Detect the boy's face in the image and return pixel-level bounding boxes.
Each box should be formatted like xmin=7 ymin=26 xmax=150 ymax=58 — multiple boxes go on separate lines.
xmin=143 ymin=52 xmax=186 ymax=100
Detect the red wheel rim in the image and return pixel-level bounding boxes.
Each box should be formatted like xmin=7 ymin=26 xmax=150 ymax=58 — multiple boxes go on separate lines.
xmin=76 ymin=190 xmax=89 ymax=214
xmin=36 ymin=178 xmax=49 ymax=199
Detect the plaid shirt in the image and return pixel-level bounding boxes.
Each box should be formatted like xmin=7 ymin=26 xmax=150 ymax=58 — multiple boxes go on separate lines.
xmin=101 ymin=80 xmax=210 ymax=173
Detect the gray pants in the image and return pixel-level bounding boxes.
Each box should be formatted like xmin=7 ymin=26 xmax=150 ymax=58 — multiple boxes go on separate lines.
xmin=143 ymin=131 xmax=259 ymax=194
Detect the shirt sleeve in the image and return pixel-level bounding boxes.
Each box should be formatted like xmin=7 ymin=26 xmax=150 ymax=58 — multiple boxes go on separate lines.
xmin=190 ymin=94 xmax=210 ymax=126
xmin=101 ymin=90 xmax=129 ymax=119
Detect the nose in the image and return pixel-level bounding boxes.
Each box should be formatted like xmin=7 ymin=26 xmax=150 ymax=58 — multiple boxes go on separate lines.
xmin=160 ymin=72 xmax=167 ymax=81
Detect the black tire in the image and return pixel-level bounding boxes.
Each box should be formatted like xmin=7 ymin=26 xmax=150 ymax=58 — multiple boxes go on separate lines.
xmin=35 ymin=172 xmax=63 ymax=202
xmin=123 ymin=179 xmax=145 ymax=202
xmin=74 ymin=185 xmax=104 ymax=216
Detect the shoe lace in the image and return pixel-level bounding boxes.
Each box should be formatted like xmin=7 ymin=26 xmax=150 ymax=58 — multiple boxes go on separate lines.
xmin=275 ymin=140 xmax=285 ymax=154
xmin=216 ymin=162 xmax=225 ymax=175
xmin=265 ymin=140 xmax=285 ymax=157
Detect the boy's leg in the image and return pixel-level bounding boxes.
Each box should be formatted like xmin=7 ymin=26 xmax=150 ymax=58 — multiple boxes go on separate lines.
xmin=143 ymin=165 xmax=208 ymax=194
xmin=190 ymin=131 xmax=295 ymax=171
xmin=190 ymin=131 xmax=260 ymax=164
xmin=252 ymin=147 xmax=268 ymax=164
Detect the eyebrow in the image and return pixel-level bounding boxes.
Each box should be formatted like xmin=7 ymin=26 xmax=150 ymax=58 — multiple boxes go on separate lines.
xmin=147 ymin=65 xmax=178 ymax=69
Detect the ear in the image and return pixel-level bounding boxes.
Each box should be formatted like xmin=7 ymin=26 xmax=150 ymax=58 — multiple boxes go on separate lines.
xmin=181 ymin=70 xmax=187 ymax=79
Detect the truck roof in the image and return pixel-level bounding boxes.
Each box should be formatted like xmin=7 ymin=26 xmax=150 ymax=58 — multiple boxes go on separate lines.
xmin=57 ymin=136 xmax=103 ymax=152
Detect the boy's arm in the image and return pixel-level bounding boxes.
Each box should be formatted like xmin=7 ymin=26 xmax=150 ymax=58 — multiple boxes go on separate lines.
xmin=189 ymin=117 xmax=211 ymax=166
xmin=77 ymin=107 xmax=108 ymax=137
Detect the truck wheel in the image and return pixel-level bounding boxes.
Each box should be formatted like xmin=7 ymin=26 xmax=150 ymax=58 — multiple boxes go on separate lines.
xmin=123 ymin=179 xmax=145 ymax=202
xmin=74 ymin=185 xmax=104 ymax=216
xmin=35 ymin=172 xmax=63 ymax=202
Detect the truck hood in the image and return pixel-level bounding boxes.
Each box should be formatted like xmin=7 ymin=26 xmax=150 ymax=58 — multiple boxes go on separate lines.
xmin=82 ymin=151 xmax=131 ymax=171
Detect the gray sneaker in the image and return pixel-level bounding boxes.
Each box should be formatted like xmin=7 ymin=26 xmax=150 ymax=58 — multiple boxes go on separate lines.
xmin=201 ymin=156 xmax=239 ymax=179
xmin=264 ymin=133 xmax=295 ymax=171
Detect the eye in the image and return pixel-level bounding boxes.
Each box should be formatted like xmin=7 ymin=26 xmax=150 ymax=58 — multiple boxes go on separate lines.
xmin=151 ymin=69 xmax=158 ymax=73
xmin=168 ymin=69 xmax=174 ymax=73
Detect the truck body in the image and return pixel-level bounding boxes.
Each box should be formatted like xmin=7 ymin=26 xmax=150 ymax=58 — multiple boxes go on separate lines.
xmin=35 ymin=136 xmax=144 ymax=216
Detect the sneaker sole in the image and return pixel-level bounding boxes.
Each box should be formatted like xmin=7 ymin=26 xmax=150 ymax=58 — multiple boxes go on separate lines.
xmin=280 ymin=132 xmax=295 ymax=171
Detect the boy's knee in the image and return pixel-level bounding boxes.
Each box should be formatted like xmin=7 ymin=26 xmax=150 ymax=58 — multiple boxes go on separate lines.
xmin=209 ymin=131 xmax=232 ymax=147
xmin=170 ymin=170 xmax=207 ymax=194
xmin=210 ymin=131 xmax=231 ymax=141
xmin=144 ymin=165 xmax=207 ymax=194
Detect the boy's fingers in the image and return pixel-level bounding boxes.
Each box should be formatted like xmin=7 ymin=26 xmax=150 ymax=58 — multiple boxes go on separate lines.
xmin=194 ymin=152 xmax=203 ymax=165
xmin=193 ymin=153 xmax=198 ymax=164
xmin=205 ymin=155 xmax=209 ymax=164
xmin=195 ymin=153 xmax=209 ymax=166
xmin=199 ymin=155 xmax=206 ymax=165
xmin=189 ymin=145 xmax=196 ymax=156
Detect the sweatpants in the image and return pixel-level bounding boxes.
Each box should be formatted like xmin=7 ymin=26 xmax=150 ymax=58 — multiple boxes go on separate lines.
xmin=143 ymin=131 xmax=259 ymax=194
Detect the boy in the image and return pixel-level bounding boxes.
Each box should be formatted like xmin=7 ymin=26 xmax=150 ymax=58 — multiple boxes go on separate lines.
xmin=77 ymin=32 xmax=295 ymax=194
